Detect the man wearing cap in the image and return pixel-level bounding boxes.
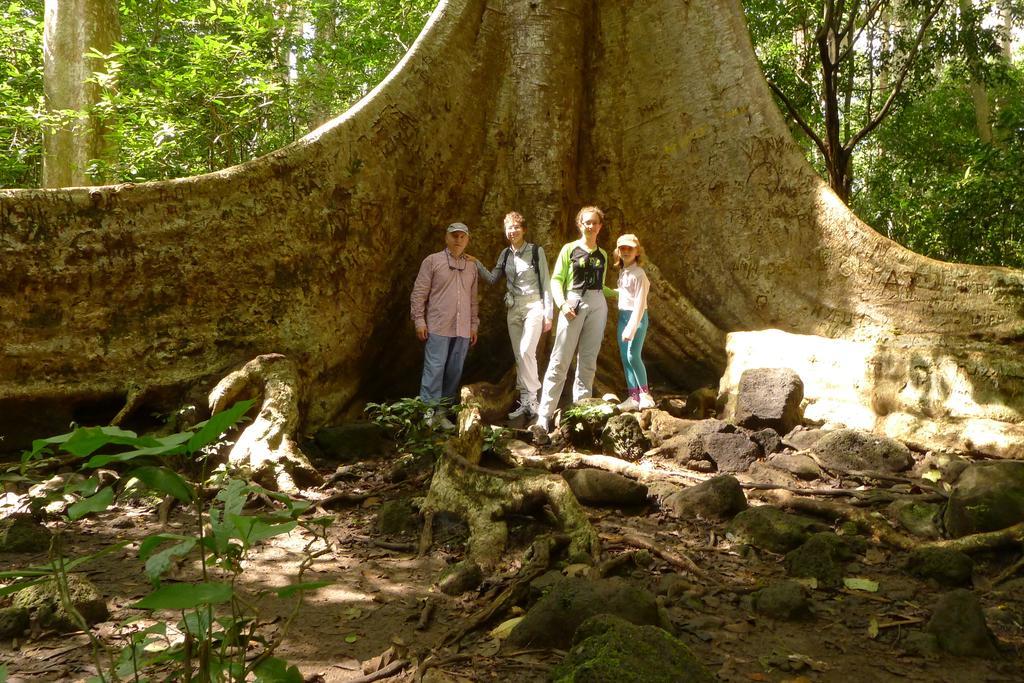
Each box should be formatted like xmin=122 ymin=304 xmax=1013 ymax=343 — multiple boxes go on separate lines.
xmin=410 ymin=222 xmax=479 ymax=426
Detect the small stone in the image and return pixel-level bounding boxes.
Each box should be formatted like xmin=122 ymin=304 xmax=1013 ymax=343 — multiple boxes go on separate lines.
xmin=437 ymin=560 xmax=483 ymax=596
xmin=0 ymin=606 xmax=29 ymax=638
xmin=889 ymin=499 xmax=943 ymax=540
xmin=924 ymin=589 xmax=999 ymax=657
xmin=663 ymin=474 xmax=747 ymax=520
xmin=752 ymin=580 xmax=812 ymax=620
xmin=600 ymin=413 xmax=650 ymax=461
xmin=811 ymin=429 xmax=913 ymax=473
xmin=767 ymin=452 xmax=822 ymax=480
xmin=906 ymin=547 xmax=973 ymax=587
xmin=702 ymin=432 xmax=762 ymax=473
xmin=562 ymin=469 xmax=648 ymax=507
xmin=375 ymin=499 xmax=418 ymax=536
xmin=0 ymin=514 xmax=51 ymax=553
xmin=902 ymin=631 xmax=941 ymax=658
xmin=782 ymin=426 xmax=827 ymax=451
xmin=12 ymin=575 xmax=108 ymax=631
xmin=749 ymin=428 xmax=782 ymax=455
xmin=728 ymin=506 xmax=827 ymax=554
xmin=733 ymin=368 xmax=804 ymax=435
xmin=784 ymin=533 xmax=855 ymax=588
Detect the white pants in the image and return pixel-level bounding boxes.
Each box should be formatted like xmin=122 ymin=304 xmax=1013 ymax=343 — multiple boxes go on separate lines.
xmin=537 ymin=290 xmax=608 ymax=422
xmin=507 ymin=296 xmax=546 ymax=403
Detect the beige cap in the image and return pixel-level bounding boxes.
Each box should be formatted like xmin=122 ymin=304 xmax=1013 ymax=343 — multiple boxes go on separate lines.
xmin=616 ymin=233 xmax=640 ymax=248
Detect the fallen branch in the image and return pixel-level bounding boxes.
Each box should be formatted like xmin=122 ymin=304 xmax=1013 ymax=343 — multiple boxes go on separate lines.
xmin=599 ymin=532 xmax=710 ymax=582
xmin=347 ymin=659 xmax=409 ymax=683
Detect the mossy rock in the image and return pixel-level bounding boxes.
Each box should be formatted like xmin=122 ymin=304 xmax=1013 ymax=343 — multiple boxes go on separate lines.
xmin=906 ymin=547 xmax=974 ymax=587
xmin=663 ymin=474 xmax=747 ymax=521
xmin=752 ymin=580 xmax=812 ymax=620
xmin=0 ymin=514 xmax=51 ymax=553
xmin=561 ymin=399 xmax=617 ymax=449
xmin=784 ymin=532 xmax=856 ymax=588
xmin=375 ymin=498 xmax=418 ymax=535
xmin=437 ymin=560 xmax=483 ymax=596
xmin=728 ymin=506 xmax=827 ymax=554
xmin=12 ymin=574 xmax=108 ymax=631
xmin=888 ymin=499 xmax=943 ymax=540
xmin=552 ymin=614 xmax=714 ymax=683
xmin=925 ymin=589 xmax=999 ymax=657
xmin=600 ymin=413 xmax=650 ymax=461
xmin=943 ymin=461 xmax=1024 ymax=538
xmin=0 ymin=606 xmax=30 ymax=638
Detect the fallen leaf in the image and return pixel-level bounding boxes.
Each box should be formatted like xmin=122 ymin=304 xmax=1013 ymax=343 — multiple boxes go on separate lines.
xmin=843 ymin=577 xmax=879 ymax=592
xmin=794 ymin=577 xmax=818 ymax=590
xmin=489 ymin=616 xmax=524 ymax=641
xmin=868 ymin=616 xmax=879 ymax=639
xmin=345 ymin=634 xmax=359 ymax=644
xmin=921 ymin=469 xmax=942 ymax=483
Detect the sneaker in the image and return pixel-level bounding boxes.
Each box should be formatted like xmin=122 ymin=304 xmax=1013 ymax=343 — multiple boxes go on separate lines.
xmin=638 ymin=392 xmax=656 ymax=410
xmin=617 ymin=397 xmax=639 ymax=412
xmin=428 ymin=409 xmax=456 ymax=431
xmin=508 ymin=402 xmax=536 ymax=420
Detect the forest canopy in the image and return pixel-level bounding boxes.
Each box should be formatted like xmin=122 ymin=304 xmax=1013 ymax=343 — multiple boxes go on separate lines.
xmin=2 ymin=0 xmax=1022 ymax=267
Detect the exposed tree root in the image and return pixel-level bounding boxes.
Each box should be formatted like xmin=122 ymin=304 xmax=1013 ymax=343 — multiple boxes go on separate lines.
xmin=599 ymin=532 xmax=711 ymax=582
xmin=507 ymin=450 xmax=702 ymax=487
xmin=419 ymin=410 xmax=599 ymax=569
xmin=208 ymin=354 xmax=322 ymax=492
xmin=439 ymin=534 xmax=569 ymax=648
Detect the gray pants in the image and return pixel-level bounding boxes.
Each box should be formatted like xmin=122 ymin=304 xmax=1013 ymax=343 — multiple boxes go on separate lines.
xmin=507 ymin=296 xmax=546 ymax=403
xmin=537 ymin=289 xmax=608 ymax=423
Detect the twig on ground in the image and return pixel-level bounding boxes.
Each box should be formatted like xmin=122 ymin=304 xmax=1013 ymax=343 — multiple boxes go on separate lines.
xmin=346 ymin=659 xmax=409 ymax=683
xmin=599 ymin=532 xmax=711 ymax=582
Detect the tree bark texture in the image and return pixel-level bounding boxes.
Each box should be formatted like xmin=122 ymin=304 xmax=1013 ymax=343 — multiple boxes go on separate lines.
xmin=2 ymin=0 xmax=1023 ymax=452
xmin=42 ymin=0 xmax=120 ymax=188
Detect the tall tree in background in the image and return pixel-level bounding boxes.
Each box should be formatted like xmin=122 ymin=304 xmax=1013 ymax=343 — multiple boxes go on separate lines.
xmin=42 ymin=0 xmax=119 ymax=186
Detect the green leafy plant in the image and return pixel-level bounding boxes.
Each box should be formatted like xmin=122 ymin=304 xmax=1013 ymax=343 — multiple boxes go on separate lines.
xmin=2 ymin=399 xmax=332 ymax=682
xmin=364 ymin=396 xmax=450 ymax=460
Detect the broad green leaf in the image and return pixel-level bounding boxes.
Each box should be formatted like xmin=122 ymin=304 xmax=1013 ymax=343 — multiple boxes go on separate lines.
xmin=68 ymin=486 xmax=114 ymax=520
xmin=0 ymin=576 xmax=50 ymax=597
xmin=253 ymin=657 xmax=303 ymax=683
xmin=134 ymin=582 xmax=233 ymax=610
xmin=187 ymin=399 xmax=255 ymax=452
xmin=144 ymin=539 xmax=197 ymax=583
xmin=228 ymin=515 xmax=296 ymax=547
xmin=843 ymin=577 xmax=879 ymax=592
xmin=62 ymin=426 xmax=156 ymax=457
xmin=274 ymin=580 xmax=332 ymax=598
xmin=139 ymin=533 xmax=195 ymax=561
xmin=344 ymin=634 xmax=359 ymax=644
xmin=85 ymin=431 xmax=193 ymax=467
xmin=128 ymin=466 xmax=194 ymax=503
xmin=180 ymin=609 xmax=212 ymax=637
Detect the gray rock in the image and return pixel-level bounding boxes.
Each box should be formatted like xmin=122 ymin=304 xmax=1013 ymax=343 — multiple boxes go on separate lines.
xmin=728 ymin=506 xmax=828 ymax=554
xmin=811 ymin=428 xmax=913 ymax=473
xmin=753 ymin=580 xmax=812 ymax=620
xmin=943 ymin=461 xmax=1024 ymax=538
xmin=889 ymin=499 xmax=943 ymax=540
xmin=749 ymin=428 xmax=782 ymax=455
xmin=646 ymin=414 xmax=730 ymax=447
xmin=563 ymin=469 xmax=649 ymax=507
xmin=767 ymin=452 xmax=823 ymax=480
xmin=906 ymin=547 xmax=973 ymax=587
xmin=902 ymin=631 xmax=941 ymax=658
xmin=782 ymin=426 xmax=827 ymax=451
xmin=0 ymin=606 xmax=29 ymax=638
xmin=663 ymin=475 xmax=747 ymax=520
xmin=734 ymin=368 xmax=804 ymax=435
xmin=376 ymin=499 xmax=418 ymax=535
xmin=314 ymin=422 xmax=388 ymax=462
xmin=601 ymin=414 xmax=650 ymax=462
xmin=924 ymin=589 xmax=999 ymax=657
xmin=507 ymin=577 xmax=660 ymax=649
xmin=437 ymin=560 xmax=483 ymax=596
xmin=784 ymin=532 xmax=856 ymax=588
xmin=702 ymin=432 xmax=762 ymax=472
xmin=552 ymin=614 xmax=714 ymax=683
xmin=13 ymin=575 xmax=108 ymax=631
xmin=0 ymin=514 xmax=51 ymax=553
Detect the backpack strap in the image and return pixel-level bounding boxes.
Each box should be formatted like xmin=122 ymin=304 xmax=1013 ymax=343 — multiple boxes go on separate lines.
xmin=532 ymin=243 xmax=544 ymax=301
xmin=497 ymin=247 xmax=511 ymax=276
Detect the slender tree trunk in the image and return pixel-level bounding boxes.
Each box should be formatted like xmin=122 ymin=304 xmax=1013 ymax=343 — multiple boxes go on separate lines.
xmin=959 ymin=0 xmax=994 ymax=144
xmin=42 ymin=0 xmax=120 ymax=187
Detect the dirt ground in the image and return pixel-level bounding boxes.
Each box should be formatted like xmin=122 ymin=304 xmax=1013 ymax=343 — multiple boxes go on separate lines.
xmin=3 ymin=420 xmax=1024 ymax=682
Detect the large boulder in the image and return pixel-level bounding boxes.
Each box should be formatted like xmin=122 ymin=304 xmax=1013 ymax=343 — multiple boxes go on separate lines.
xmin=701 ymin=432 xmax=762 ymax=472
xmin=663 ymin=474 xmax=748 ymax=520
xmin=732 ymin=368 xmax=804 ymax=435
xmin=552 ymin=614 xmax=714 ymax=683
xmin=924 ymin=590 xmax=999 ymax=657
xmin=13 ymin=575 xmax=108 ymax=632
xmin=601 ymin=413 xmax=650 ymax=461
xmin=728 ymin=506 xmax=828 ymax=554
xmin=811 ymin=428 xmax=913 ymax=473
xmin=507 ymin=577 xmax=660 ymax=649
xmin=943 ymin=461 xmax=1024 ymax=538
xmin=562 ymin=469 xmax=649 ymax=507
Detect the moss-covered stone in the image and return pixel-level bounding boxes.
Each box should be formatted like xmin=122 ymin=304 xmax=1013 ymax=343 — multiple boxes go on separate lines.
xmin=561 ymin=399 xmax=617 ymax=449
xmin=0 ymin=606 xmax=30 ymax=638
xmin=375 ymin=498 xmax=418 ymax=535
xmin=925 ymin=589 xmax=999 ymax=657
xmin=0 ymin=514 xmax=51 ymax=553
xmin=784 ymin=532 xmax=855 ymax=588
xmin=437 ymin=560 xmax=483 ymax=596
xmin=552 ymin=614 xmax=714 ymax=683
xmin=12 ymin=574 xmax=108 ymax=631
xmin=906 ymin=547 xmax=974 ymax=587
xmin=728 ymin=506 xmax=827 ymax=553
xmin=889 ymin=499 xmax=943 ymax=540
xmin=601 ymin=413 xmax=650 ymax=461
xmin=664 ymin=474 xmax=747 ymax=521
xmin=943 ymin=461 xmax=1024 ymax=538
xmin=752 ymin=580 xmax=812 ymax=620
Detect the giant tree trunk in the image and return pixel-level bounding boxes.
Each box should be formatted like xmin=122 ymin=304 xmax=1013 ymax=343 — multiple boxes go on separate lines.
xmin=2 ymin=0 xmax=1022 ymax=455
xmin=42 ymin=0 xmax=120 ymax=187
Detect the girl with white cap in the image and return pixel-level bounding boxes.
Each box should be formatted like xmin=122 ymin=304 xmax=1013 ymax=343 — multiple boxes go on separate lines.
xmin=613 ymin=233 xmax=655 ymax=411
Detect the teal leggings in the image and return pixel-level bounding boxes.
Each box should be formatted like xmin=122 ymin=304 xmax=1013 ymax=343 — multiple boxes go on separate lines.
xmin=617 ymin=310 xmax=649 ymax=392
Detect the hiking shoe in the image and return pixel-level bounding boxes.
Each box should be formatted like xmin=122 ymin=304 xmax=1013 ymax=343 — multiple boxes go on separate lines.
xmin=508 ymin=402 xmax=536 ymax=420
xmin=617 ymin=397 xmax=639 ymax=412
xmin=638 ymin=392 xmax=656 ymax=410
xmin=428 ymin=410 xmax=456 ymax=431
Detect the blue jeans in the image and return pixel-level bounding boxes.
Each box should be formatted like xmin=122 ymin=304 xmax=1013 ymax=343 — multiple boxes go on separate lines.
xmin=419 ymin=334 xmax=470 ymax=403
xmin=617 ymin=310 xmax=649 ymax=392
